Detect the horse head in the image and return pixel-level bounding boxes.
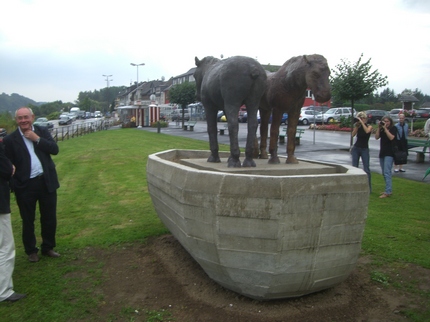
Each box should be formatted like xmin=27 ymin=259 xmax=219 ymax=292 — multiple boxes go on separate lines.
xmin=304 ymin=55 xmax=331 ymax=103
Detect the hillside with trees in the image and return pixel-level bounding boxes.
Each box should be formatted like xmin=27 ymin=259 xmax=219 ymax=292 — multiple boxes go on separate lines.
xmin=0 ymin=92 xmax=39 ymax=114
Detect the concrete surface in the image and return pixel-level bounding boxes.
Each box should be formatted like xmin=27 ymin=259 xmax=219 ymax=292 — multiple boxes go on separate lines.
xmin=147 ymin=149 xmax=368 ymax=299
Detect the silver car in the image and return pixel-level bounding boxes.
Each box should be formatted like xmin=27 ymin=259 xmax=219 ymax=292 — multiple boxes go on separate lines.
xmin=299 ymin=110 xmax=321 ymax=125
xmin=316 ymin=107 xmax=355 ymax=123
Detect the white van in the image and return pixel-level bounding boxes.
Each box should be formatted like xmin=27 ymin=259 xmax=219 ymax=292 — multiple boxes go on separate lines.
xmin=94 ymin=111 xmax=102 ymax=118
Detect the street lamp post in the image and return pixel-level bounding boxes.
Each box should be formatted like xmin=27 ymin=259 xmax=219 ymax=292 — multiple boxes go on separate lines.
xmin=102 ymin=74 xmax=113 ymax=87
xmin=130 ymin=63 xmax=145 ymax=127
xmin=102 ymin=75 xmax=113 ymax=114
xmin=130 ymin=63 xmax=145 ymax=86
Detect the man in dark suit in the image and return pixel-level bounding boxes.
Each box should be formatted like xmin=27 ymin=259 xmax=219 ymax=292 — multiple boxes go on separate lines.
xmin=4 ymin=107 xmax=60 ymax=263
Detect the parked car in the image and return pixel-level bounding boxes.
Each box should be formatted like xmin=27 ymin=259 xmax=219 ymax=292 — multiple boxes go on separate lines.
xmin=269 ymin=113 xmax=288 ymax=124
xmin=59 ymin=112 xmax=69 ymax=119
xmin=171 ymin=109 xmax=190 ymax=121
xmin=299 ymin=110 xmax=321 ymax=125
xmin=364 ymin=110 xmax=389 ymax=124
xmin=388 ymin=109 xmax=405 ymax=123
xmin=316 ymin=107 xmax=355 ymax=123
xmin=34 ymin=117 xmax=54 ymax=129
xmin=59 ymin=116 xmax=72 ymax=125
xmin=239 ymin=111 xmax=247 ymax=123
xmin=67 ymin=113 xmax=77 ymax=121
xmin=33 ymin=117 xmax=54 ymax=129
xmin=216 ymin=110 xmax=224 ymax=122
xmin=302 ymin=105 xmax=330 ymax=114
xmin=413 ymin=109 xmax=430 ymax=119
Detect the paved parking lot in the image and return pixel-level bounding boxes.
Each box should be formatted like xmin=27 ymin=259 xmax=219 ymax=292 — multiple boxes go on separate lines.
xmin=140 ymin=121 xmax=430 ymax=183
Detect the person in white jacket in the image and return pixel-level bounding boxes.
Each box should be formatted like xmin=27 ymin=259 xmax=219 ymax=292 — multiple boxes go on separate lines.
xmin=424 ymin=118 xmax=430 ymax=137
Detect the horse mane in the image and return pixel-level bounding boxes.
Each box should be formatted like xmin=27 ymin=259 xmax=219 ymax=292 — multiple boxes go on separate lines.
xmin=195 ymin=56 xmax=220 ymax=67
xmin=276 ymin=54 xmax=327 ymax=87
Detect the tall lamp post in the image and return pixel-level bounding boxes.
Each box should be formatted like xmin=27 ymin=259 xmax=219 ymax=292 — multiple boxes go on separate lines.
xmin=102 ymin=74 xmax=113 ymax=113
xmin=130 ymin=63 xmax=145 ymax=127
xmin=102 ymin=74 xmax=113 ymax=87
xmin=130 ymin=63 xmax=145 ymax=86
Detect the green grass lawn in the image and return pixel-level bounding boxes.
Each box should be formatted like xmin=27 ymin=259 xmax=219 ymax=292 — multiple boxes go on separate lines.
xmin=1 ymin=128 xmax=429 ymax=321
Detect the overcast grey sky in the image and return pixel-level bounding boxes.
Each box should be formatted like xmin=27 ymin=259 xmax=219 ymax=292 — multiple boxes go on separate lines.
xmin=1 ymin=0 xmax=429 ymax=103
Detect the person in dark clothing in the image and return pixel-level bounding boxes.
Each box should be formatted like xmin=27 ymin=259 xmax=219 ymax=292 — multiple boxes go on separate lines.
xmin=3 ymin=107 xmax=60 ymax=263
xmin=351 ymin=111 xmax=373 ymax=192
xmin=394 ymin=113 xmax=409 ymax=173
xmin=0 ymin=143 xmax=26 ymax=302
xmin=375 ymin=116 xmax=397 ymax=199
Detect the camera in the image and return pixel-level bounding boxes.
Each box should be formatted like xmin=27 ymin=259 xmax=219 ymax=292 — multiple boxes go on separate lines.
xmin=379 ymin=121 xmax=385 ymax=126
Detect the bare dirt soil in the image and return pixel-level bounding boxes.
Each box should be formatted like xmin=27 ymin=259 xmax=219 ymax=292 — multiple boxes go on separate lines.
xmin=76 ymin=235 xmax=429 ymax=321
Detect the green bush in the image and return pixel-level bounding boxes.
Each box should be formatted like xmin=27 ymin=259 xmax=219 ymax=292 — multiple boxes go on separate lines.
xmin=0 ymin=112 xmax=16 ymax=133
xmin=339 ymin=115 xmax=352 ymax=128
xmin=151 ymin=121 xmax=169 ymax=128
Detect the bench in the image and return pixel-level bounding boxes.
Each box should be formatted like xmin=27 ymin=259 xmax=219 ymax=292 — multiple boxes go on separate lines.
xmin=408 ymin=138 xmax=430 ymax=163
xmin=219 ymin=124 xmax=228 ymax=135
xmin=183 ymin=121 xmax=197 ymax=131
xmin=279 ymin=128 xmax=305 ymax=145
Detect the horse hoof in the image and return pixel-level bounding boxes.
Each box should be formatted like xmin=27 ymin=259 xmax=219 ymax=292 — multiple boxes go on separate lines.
xmin=207 ymin=156 xmax=221 ymax=163
xmin=242 ymin=159 xmax=256 ymax=167
xmin=268 ymin=157 xmax=280 ymax=164
xmin=259 ymin=152 xmax=269 ymax=159
xmin=228 ymin=159 xmax=242 ymax=168
xmin=286 ymin=157 xmax=299 ymax=164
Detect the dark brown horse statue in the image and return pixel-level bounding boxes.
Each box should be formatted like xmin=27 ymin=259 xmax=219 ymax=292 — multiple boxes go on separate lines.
xmin=194 ymin=56 xmax=267 ymax=167
xmin=259 ymin=54 xmax=331 ymax=163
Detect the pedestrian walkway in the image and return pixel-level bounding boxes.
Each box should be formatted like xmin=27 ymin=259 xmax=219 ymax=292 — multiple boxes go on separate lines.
xmin=139 ymin=121 xmax=430 ymax=183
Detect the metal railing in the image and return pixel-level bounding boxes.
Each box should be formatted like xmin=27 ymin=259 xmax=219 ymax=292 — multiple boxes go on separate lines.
xmin=50 ymin=119 xmax=115 ymax=142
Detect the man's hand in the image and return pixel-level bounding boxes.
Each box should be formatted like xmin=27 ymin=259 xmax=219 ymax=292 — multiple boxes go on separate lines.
xmin=23 ymin=130 xmax=40 ymax=142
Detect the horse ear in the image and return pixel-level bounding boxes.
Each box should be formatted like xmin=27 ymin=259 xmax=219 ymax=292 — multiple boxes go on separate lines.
xmin=195 ymin=57 xmax=201 ymax=67
xmin=303 ymin=55 xmax=309 ymax=64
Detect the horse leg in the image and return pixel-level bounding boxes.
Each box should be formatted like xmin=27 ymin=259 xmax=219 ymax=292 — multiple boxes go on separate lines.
xmin=206 ymin=108 xmax=221 ymax=163
xmin=259 ymin=108 xmax=271 ymax=159
xmin=268 ymin=109 xmax=283 ymax=164
xmin=225 ymin=106 xmax=241 ymax=167
xmin=243 ymin=105 xmax=258 ymax=167
xmin=286 ymin=109 xmax=300 ymax=164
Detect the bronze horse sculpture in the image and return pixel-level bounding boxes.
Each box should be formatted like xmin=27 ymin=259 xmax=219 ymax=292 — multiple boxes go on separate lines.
xmin=259 ymin=54 xmax=331 ymax=164
xmin=194 ymin=56 xmax=267 ymax=167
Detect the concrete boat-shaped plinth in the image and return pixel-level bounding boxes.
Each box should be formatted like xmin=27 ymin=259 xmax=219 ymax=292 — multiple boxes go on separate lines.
xmin=146 ymin=149 xmax=369 ymax=300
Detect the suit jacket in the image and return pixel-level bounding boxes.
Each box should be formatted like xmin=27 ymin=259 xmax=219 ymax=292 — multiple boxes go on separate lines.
xmin=3 ymin=125 xmax=60 ymax=193
xmin=0 ymin=143 xmax=13 ymax=213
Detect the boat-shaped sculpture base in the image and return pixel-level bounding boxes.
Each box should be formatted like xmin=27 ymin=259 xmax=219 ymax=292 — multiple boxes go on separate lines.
xmin=147 ymin=150 xmax=369 ymax=300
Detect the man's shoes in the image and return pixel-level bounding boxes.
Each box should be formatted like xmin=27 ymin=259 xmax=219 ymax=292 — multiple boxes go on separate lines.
xmin=4 ymin=292 xmax=26 ymax=302
xmin=28 ymin=253 xmax=40 ymax=262
xmin=379 ymin=192 xmax=391 ymax=199
xmin=399 ymin=169 xmax=406 ymax=172
xmin=42 ymin=250 xmax=61 ymax=258
xmin=394 ymin=169 xmax=399 ymax=173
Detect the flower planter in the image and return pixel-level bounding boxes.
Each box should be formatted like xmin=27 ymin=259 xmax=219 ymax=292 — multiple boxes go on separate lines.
xmin=147 ymin=149 xmax=369 ymax=300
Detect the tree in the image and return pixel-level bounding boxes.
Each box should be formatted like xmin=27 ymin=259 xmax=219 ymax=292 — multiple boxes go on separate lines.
xmin=330 ymin=53 xmax=388 ymax=145
xmin=168 ymin=81 xmax=196 ymax=126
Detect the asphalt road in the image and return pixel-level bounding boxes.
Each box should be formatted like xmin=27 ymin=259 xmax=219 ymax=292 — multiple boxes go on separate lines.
xmin=140 ymin=121 xmax=430 ymax=184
